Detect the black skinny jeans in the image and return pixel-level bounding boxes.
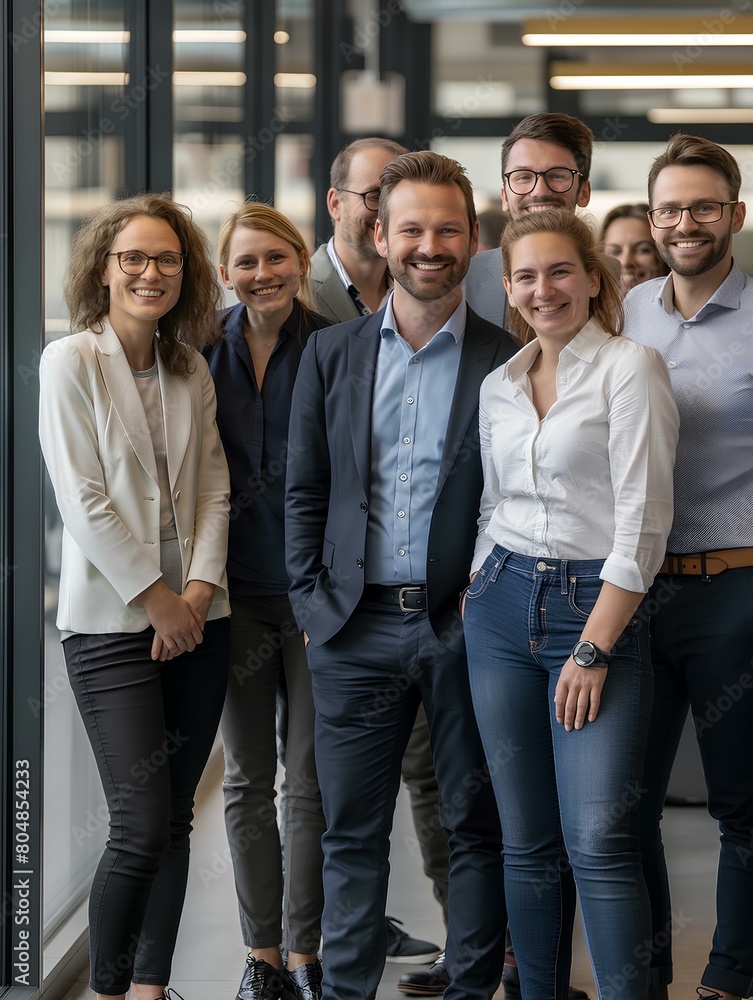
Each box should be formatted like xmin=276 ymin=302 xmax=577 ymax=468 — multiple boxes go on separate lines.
xmin=64 ymin=618 xmax=229 ymax=996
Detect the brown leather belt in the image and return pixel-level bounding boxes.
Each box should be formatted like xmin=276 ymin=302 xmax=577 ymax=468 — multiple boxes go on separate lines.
xmin=659 ymin=547 xmax=753 ymax=576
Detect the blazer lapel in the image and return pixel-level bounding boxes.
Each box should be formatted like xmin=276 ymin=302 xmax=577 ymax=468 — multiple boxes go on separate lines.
xmin=94 ymin=324 xmax=159 ymax=485
xmin=348 ymin=314 xmax=382 ymax=492
xmin=436 ymin=313 xmax=498 ymax=497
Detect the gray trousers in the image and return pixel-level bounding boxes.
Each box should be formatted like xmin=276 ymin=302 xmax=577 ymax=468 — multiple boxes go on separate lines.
xmin=221 ymin=595 xmax=325 ymax=954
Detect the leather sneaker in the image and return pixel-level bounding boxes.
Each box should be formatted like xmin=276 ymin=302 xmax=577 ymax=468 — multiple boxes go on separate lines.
xmin=287 ymin=959 xmax=323 ymax=1000
xmin=236 ymin=956 xmax=297 ymax=1000
xmin=386 ymin=916 xmax=442 ymax=964
xmin=397 ymin=952 xmax=449 ymax=995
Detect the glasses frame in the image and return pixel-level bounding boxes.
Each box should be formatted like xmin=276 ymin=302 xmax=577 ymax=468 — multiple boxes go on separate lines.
xmin=337 ymin=187 xmax=380 ymax=212
xmin=105 ymin=250 xmax=187 ymax=276
xmin=503 ymin=167 xmax=583 ymax=196
xmin=646 ymin=201 xmax=739 ymax=229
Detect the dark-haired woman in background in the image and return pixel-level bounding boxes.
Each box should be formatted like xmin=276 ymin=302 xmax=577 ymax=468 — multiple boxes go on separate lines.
xmin=40 ymin=193 xmax=231 ymax=1000
xmin=204 ymin=203 xmax=330 ymax=1000
xmin=601 ymin=203 xmax=668 ymax=297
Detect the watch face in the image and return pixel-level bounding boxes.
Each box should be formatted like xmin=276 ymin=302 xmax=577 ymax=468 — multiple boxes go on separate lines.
xmin=574 ymin=641 xmax=596 ymax=666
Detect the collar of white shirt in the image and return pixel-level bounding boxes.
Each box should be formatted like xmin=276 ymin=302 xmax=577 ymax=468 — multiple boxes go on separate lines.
xmin=506 ymin=316 xmax=612 ymax=383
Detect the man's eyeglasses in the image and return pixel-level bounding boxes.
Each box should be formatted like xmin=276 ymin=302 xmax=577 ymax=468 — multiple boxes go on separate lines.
xmin=503 ymin=168 xmax=583 ymax=196
xmin=337 ymin=188 xmax=380 ymax=212
xmin=646 ymin=201 xmax=739 ymax=229
xmin=105 ymin=250 xmax=187 ymax=276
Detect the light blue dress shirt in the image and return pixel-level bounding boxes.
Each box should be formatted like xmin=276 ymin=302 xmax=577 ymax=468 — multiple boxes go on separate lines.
xmin=623 ymin=263 xmax=753 ymax=553
xmin=364 ymin=293 xmax=465 ymax=585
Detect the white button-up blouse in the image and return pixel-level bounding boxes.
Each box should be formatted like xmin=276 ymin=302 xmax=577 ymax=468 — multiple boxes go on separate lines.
xmin=471 ymin=318 xmax=680 ymax=594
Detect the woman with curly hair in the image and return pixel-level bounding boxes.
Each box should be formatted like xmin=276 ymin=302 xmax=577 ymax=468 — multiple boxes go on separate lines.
xmin=40 ymin=192 xmax=231 ymax=1000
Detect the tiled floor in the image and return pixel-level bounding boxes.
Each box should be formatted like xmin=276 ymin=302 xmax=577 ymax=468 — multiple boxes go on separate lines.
xmin=62 ymin=747 xmax=719 ymax=999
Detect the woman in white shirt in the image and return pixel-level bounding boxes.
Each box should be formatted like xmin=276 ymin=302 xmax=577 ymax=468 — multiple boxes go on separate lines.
xmin=39 ymin=193 xmax=230 ymax=1000
xmin=463 ymin=209 xmax=678 ymax=1000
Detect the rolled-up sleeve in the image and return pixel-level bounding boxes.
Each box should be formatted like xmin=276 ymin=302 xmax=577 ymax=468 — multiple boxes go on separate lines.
xmin=601 ymin=344 xmax=679 ymax=592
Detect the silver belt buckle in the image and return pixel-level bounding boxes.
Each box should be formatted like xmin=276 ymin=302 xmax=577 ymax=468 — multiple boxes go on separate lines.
xmin=398 ymin=586 xmax=423 ymax=612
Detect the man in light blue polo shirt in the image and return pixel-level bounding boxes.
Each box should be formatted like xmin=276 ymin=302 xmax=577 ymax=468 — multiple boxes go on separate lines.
xmin=623 ymin=133 xmax=753 ymax=1000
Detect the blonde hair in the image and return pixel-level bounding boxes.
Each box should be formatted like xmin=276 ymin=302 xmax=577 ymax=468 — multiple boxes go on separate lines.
xmin=502 ymin=209 xmax=623 ymax=345
xmin=218 ymin=201 xmax=316 ymax=311
xmin=65 ymin=192 xmax=223 ymax=376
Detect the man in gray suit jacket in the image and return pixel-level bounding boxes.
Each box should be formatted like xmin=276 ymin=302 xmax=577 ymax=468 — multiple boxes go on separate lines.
xmin=310 ymin=137 xmax=407 ymax=324
xmin=464 ymin=113 xmax=594 ymax=328
xmin=287 ymin=152 xmax=516 ymax=1000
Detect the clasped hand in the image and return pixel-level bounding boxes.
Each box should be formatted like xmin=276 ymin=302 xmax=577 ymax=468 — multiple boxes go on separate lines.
xmin=139 ymin=579 xmax=215 ymax=661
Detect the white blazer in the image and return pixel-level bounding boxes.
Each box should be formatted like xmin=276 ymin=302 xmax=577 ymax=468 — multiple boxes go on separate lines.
xmin=39 ymin=324 xmax=231 ymax=634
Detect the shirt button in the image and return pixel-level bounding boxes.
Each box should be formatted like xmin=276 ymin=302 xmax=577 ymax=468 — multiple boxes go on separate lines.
xmin=412 ymin=356 xmax=420 ymax=364
xmin=668 ymin=361 xmax=676 ymax=368
xmin=559 ymin=376 xmax=566 ymax=382
xmin=397 ymin=549 xmax=405 ymax=557
xmin=397 ymin=510 xmax=406 ymax=518
xmin=403 ymin=437 xmax=411 ymax=444
xmin=406 ymin=396 xmax=414 ymax=404
xmin=399 ymin=474 xmax=408 ymax=482
xmin=683 ymin=323 xmax=691 ymax=329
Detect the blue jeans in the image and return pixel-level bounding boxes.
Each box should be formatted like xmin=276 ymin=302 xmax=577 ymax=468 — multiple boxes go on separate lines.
xmin=465 ymin=547 xmax=653 ymax=1000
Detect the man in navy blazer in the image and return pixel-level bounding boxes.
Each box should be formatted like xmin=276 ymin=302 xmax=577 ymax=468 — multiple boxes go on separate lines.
xmin=286 ymin=151 xmax=517 ymax=1000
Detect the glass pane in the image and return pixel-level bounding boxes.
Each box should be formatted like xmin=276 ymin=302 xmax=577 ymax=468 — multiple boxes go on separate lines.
xmin=43 ymin=0 xmax=127 ymax=955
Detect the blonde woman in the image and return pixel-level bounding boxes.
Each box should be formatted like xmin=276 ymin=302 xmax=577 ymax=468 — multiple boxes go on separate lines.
xmin=204 ymin=203 xmax=330 ymax=1000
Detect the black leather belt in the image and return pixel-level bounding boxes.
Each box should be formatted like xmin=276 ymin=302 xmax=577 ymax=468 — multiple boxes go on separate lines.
xmin=361 ymin=584 xmax=427 ymax=612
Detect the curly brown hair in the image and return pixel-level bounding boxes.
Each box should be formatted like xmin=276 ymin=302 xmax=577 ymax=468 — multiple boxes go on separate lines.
xmin=64 ymin=192 xmax=223 ymax=377
xmin=501 ymin=208 xmax=624 ymax=345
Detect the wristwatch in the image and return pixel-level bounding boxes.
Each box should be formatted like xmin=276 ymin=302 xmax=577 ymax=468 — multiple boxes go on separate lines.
xmin=572 ymin=640 xmax=613 ymax=668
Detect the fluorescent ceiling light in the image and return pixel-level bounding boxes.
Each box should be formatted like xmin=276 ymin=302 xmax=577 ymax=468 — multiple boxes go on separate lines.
xmin=173 ymin=72 xmax=246 ymax=86
xmin=45 ymin=30 xmax=130 ymax=43
xmin=45 ymin=72 xmax=129 ymax=86
xmin=550 ymin=61 xmax=753 ymax=89
xmin=648 ymin=107 xmax=753 ymax=123
xmin=526 ymin=32 xmax=753 ymax=45
xmin=173 ymin=30 xmax=246 ymax=43
xmin=523 ymin=15 xmax=753 ymax=46
xmin=552 ymin=74 xmax=753 ymax=89
xmin=274 ymin=73 xmax=316 ymax=88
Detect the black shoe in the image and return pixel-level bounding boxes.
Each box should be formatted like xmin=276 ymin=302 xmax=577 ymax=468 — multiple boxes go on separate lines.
xmin=386 ymin=916 xmax=442 ymax=964
xmin=236 ymin=956 xmax=297 ymax=1000
xmin=502 ymin=965 xmax=590 ymax=1000
xmin=287 ymin=960 xmax=323 ymax=1000
xmin=397 ymin=952 xmax=449 ymax=995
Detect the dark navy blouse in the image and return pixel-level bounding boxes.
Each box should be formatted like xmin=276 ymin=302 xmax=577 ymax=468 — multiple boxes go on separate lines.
xmin=204 ymin=299 xmax=332 ymax=598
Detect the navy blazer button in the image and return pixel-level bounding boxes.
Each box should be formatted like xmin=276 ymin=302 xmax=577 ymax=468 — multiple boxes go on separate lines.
xmin=356 ymin=559 xmax=364 ymax=568
xmin=360 ymin=502 xmax=368 ymax=511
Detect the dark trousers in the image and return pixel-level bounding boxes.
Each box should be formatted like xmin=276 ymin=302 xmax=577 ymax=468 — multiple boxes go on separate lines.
xmin=307 ymin=600 xmax=506 ymax=1000
xmin=64 ymin=619 xmax=229 ymax=996
xmin=639 ymin=568 xmax=753 ymax=998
